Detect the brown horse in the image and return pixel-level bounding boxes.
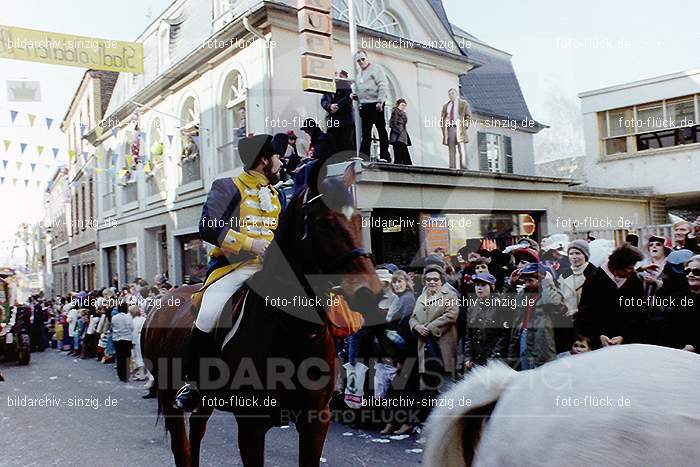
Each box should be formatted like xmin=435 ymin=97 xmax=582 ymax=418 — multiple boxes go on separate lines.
xmin=142 ymin=164 xmax=382 ymax=467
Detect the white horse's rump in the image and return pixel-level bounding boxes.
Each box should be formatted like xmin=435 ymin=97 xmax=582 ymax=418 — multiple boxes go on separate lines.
xmin=423 ymin=345 xmax=700 ymax=467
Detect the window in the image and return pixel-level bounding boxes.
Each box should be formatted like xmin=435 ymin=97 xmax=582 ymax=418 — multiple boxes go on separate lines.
xmin=180 ymin=234 xmax=207 ymax=284
xmin=89 ymin=179 xmax=94 ymax=220
xmin=667 ymin=98 xmax=696 ymax=127
xmin=218 ymin=70 xmax=247 ymax=172
xmin=158 ymin=25 xmax=170 ymax=73
xmin=147 ymin=117 xmax=166 ymax=196
xmin=179 ymin=95 xmax=201 ymax=185
xmin=121 ymin=136 xmax=139 ymax=204
xmin=73 ymin=191 xmax=79 ymax=235
xmin=123 ymin=243 xmax=138 ymax=283
xmin=105 ymin=246 xmax=117 ymax=288
xmin=600 ymin=94 xmax=700 ymax=157
xmin=478 ymin=132 xmax=513 ymax=173
xmin=81 ymin=185 xmax=86 ymax=230
xmin=332 ymin=0 xmax=404 ymax=37
xmin=102 ymin=150 xmax=116 ymax=211
xmin=636 ymin=103 xmax=664 ymax=132
xmin=215 ymin=0 xmax=236 ymax=17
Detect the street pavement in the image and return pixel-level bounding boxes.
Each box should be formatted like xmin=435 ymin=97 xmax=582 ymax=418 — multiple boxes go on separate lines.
xmin=0 ymin=351 xmax=424 ymax=466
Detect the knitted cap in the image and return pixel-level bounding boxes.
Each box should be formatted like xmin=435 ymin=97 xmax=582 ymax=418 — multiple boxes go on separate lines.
xmin=567 ymin=239 xmax=590 ymax=260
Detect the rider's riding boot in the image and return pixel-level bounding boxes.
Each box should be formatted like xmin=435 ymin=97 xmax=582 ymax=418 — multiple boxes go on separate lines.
xmin=174 ymin=326 xmax=217 ymax=412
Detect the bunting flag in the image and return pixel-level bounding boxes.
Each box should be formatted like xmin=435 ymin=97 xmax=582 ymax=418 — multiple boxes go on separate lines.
xmin=37 ymin=145 xmax=44 ymax=156
xmin=111 ymin=127 xmax=118 ymax=138
xmin=166 ymin=134 xmax=174 ymax=144
xmin=3 ymin=140 xmax=10 ymax=151
xmin=20 ymin=143 xmax=27 ymax=154
xmin=30 ymin=163 xmax=36 ymax=173
xmin=80 ymin=124 xmax=87 ymax=136
xmin=68 ymin=149 xmax=76 ymax=161
xmin=27 ymin=114 xmax=36 ymax=127
xmin=10 ymin=110 xmax=18 ymax=123
xmin=36 ymin=180 xmax=42 ymax=189
xmin=2 ymin=161 xmax=7 ymax=170
xmin=15 ymin=161 xmax=22 ymax=171
xmin=45 ymin=117 xmax=53 ymax=130
xmin=82 ymin=151 xmax=88 ymax=163
xmin=0 ymin=177 xmax=4 ymax=186
xmin=96 ymin=126 xmax=104 ymax=138
xmin=24 ymin=180 xmax=29 ymax=188
xmin=52 ymin=147 xmax=59 ymax=159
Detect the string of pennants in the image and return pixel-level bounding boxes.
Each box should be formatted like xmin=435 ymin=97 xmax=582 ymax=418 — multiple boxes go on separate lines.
xmin=5 ymin=108 xmax=57 ymax=130
xmin=2 ymin=108 xmax=188 ymax=192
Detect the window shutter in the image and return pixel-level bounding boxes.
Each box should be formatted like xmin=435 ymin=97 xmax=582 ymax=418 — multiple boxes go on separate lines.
xmin=478 ymin=132 xmax=488 ymax=171
xmin=504 ymin=136 xmax=513 ymax=173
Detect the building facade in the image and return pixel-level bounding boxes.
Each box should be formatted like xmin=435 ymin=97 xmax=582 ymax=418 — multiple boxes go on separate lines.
xmin=70 ymin=0 xmax=659 ymax=285
xmin=44 ymin=168 xmax=70 ymax=296
xmin=579 ymin=68 xmax=700 ymax=219
xmin=83 ymin=0 xmax=539 ymax=286
xmin=60 ymin=70 xmax=118 ymax=292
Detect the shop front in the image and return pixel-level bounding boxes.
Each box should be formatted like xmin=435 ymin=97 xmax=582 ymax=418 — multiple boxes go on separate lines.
xmin=368 ymin=209 xmax=542 ymax=267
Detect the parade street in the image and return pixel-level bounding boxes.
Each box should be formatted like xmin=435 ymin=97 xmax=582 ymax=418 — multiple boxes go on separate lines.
xmin=0 ymin=351 xmax=422 ymax=467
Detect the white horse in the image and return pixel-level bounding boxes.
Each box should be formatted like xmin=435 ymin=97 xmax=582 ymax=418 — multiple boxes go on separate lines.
xmin=423 ymin=344 xmax=700 ymax=467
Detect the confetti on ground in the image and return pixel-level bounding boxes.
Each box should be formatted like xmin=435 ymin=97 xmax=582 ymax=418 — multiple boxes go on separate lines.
xmin=389 ymin=434 xmax=409 ymax=440
xmin=342 ymin=432 xmax=354 ymax=436
xmin=371 ymin=438 xmax=390 ymax=443
xmin=406 ymin=448 xmax=423 ymax=454
xmin=320 ymin=457 xmax=327 ymax=463
xmin=49 ymin=376 xmax=57 ymax=380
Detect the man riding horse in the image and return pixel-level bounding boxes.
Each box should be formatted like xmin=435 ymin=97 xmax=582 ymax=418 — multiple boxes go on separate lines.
xmin=174 ymin=134 xmax=285 ymax=412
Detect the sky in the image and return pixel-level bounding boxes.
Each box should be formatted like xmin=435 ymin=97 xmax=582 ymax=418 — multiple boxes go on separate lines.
xmin=443 ymin=0 xmax=700 ymax=129
xmin=1 ymin=0 xmax=699 ymax=263
xmin=0 ymin=0 xmax=173 ymax=264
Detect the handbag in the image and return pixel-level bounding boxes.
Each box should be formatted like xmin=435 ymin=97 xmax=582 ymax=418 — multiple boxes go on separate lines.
xmin=424 ymin=335 xmax=444 ymax=372
xmin=327 ymin=293 xmax=364 ymax=338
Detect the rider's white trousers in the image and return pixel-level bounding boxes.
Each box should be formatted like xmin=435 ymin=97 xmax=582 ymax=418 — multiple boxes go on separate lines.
xmin=194 ymin=263 xmax=260 ymax=333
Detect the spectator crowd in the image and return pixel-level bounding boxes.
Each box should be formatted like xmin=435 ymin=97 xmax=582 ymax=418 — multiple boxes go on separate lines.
xmin=4 ymin=213 xmax=699 ymax=436
xmin=3 ymin=275 xmax=173 ymax=396
xmin=337 ymin=216 xmax=700 ymax=435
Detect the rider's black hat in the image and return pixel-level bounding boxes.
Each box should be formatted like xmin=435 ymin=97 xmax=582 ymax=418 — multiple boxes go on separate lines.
xmin=238 ymin=134 xmax=275 ymax=169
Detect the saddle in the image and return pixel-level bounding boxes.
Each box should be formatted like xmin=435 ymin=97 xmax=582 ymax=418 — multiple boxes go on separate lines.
xmin=212 ymin=285 xmax=251 ymax=352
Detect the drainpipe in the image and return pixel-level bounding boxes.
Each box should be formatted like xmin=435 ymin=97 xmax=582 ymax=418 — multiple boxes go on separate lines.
xmin=243 ymin=15 xmax=272 ymax=132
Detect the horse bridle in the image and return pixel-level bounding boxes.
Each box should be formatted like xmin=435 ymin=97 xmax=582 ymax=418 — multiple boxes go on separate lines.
xmin=299 ymin=188 xmax=374 ymax=292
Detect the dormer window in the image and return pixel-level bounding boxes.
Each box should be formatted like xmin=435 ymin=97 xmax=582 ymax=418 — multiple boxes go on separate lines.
xmin=332 ymin=0 xmax=404 ymax=37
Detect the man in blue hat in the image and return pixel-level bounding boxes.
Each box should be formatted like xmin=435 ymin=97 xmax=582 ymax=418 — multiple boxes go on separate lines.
xmin=507 ymin=263 xmax=565 ymax=370
xmin=174 ymin=134 xmax=285 ymax=412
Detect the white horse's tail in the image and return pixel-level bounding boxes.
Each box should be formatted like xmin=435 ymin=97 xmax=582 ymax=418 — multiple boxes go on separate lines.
xmin=423 ymin=361 xmax=517 ymax=467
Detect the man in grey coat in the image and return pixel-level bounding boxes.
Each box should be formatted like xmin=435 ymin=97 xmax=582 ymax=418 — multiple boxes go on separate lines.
xmin=352 ymin=49 xmax=390 ymax=161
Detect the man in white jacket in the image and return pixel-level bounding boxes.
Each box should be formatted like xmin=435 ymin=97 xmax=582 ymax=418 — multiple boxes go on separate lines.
xmin=129 ymin=305 xmax=147 ymax=381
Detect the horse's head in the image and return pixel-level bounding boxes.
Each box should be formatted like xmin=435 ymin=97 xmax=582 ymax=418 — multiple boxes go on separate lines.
xmin=264 ymin=160 xmax=383 ymax=318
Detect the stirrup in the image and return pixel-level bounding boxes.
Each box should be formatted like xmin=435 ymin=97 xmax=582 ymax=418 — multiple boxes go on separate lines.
xmin=174 ymin=383 xmax=202 ymax=412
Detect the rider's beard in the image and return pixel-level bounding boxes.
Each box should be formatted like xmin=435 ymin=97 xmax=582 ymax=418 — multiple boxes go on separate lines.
xmin=263 ymin=164 xmax=280 ymax=185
